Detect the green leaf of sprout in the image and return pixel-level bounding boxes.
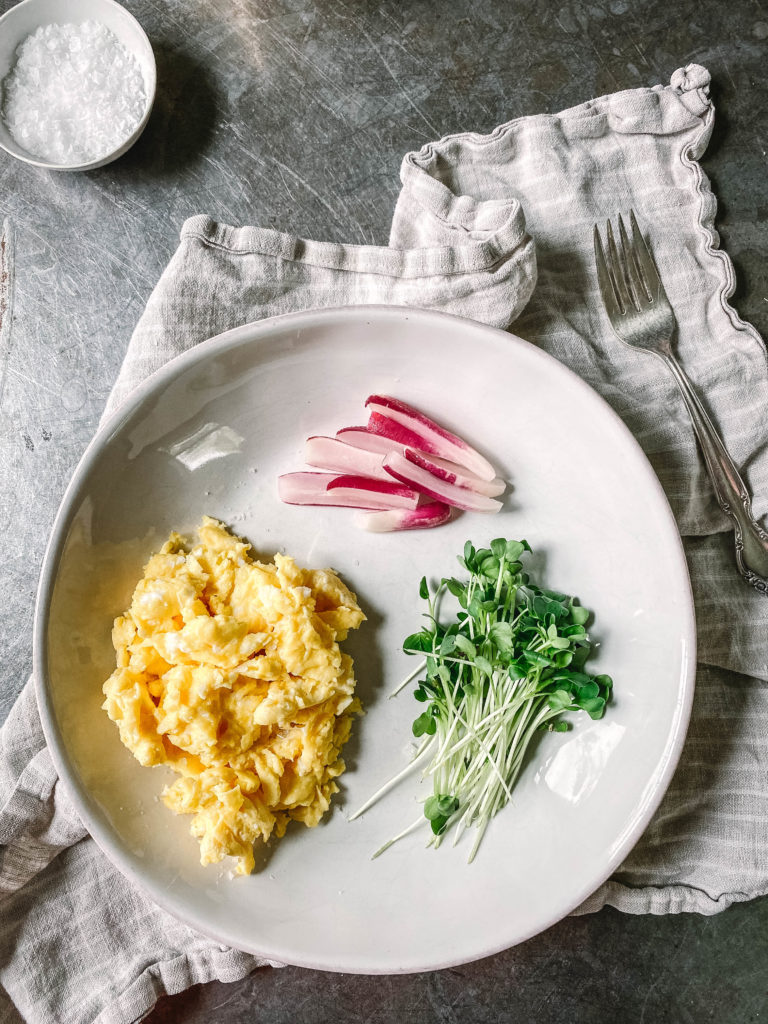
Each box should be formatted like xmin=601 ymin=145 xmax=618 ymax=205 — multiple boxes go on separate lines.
xmin=570 ymin=604 xmax=590 ymax=626
xmin=475 ymin=655 xmax=493 ymax=677
xmin=504 ymin=540 xmax=526 ymax=561
xmin=403 ymin=630 xmax=433 ymax=654
xmin=576 ymin=681 xmax=600 ymax=701
xmin=453 ymin=634 xmax=477 ymax=659
xmin=412 ymin=711 xmax=437 ymax=737
xmin=439 ymin=633 xmax=457 ymax=657
xmin=424 ymin=794 xmax=459 ymax=834
xmin=424 ymin=794 xmax=459 ymax=821
xmin=547 ymin=689 xmax=573 ymax=711
xmin=581 ymin=697 xmax=606 ymax=720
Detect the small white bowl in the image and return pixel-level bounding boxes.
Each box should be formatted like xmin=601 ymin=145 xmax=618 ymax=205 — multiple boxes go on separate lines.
xmin=0 ymin=0 xmax=156 ymax=171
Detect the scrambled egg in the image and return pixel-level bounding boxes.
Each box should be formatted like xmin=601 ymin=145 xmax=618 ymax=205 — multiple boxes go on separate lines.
xmin=102 ymin=516 xmax=365 ymax=874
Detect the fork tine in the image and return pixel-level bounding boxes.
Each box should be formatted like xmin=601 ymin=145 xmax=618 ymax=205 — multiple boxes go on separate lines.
xmin=618 ymin=213 xmax=648 ymax=306
xmin=605 ymin=220 xmax=631 ymax=313
xmin=629 ymin=210 xmax=661 ymax=296
xmin=593 ymin=225 xmax=621 ymax=319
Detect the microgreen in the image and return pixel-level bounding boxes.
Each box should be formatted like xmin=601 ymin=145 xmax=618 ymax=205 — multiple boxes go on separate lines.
xmin=351 ymin=538 xmax=613 ymax=862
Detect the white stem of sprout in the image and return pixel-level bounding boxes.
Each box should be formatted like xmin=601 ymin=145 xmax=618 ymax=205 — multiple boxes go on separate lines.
xmin=388 ymin=659 xmax=427 ymax=698
xmin=348 ymin=736 xmax=434 ymax=821
xmin=371 ymin=815 xmax=426 ymax=859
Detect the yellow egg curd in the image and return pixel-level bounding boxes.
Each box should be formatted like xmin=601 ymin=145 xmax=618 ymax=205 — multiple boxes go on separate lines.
xmin=102 ymin=516 xmax=365 ymax=874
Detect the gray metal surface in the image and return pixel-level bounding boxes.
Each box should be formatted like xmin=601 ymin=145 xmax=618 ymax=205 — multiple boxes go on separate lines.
xmin=1 ymin=0 xmax=767 ymax=1019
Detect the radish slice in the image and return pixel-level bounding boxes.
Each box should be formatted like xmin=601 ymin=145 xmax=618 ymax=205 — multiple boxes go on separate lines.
xmin=305 ymin=435 xmax=390 ymax=481
xmin=278 ymin=472 xmax=419 ymax=510
xmin=335 ymin=426 xmax=410 ymax=458
xmin=355 ymin=501 xmax=453 ymax=533
xmin=404 ymin=449 xmax=506 ymax=498
xmin=366 ymin=395 xmax=497 ymax=482
xmin=336 ymin=426 xmax=504 ymax=496
xmin=367 ymin=411 xmax=431 ymax=455
xmin=326 ymin=474 xmax=419 ymax=507
xmin=382 ymin=452 xmax=502 ymax=514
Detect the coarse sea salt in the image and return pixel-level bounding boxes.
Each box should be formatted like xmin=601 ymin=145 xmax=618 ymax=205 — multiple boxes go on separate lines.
xmin=1 ymin=20 xmax=146 ymax=165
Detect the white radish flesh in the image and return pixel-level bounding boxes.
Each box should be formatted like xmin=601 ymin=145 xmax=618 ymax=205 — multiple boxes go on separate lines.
xmin=335 ymin=426 xmax=410 ymax=457
xmin=366 ymin=395 xmax=497 ymax=482
xmin=305 ymin=435 xmax=390 ymax=481
xmin=355 ymin=501 xmax=453 ymax=532
xmin=382 ymin=452 xmax=502 ymax=514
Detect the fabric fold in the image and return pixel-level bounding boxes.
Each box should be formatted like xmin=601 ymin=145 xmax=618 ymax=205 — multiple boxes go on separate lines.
xmin=108 ymin=202 xmax=536 ymax=414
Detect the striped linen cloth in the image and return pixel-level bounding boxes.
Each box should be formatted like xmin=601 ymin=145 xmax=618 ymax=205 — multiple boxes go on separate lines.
xmin=2 ymin=63 xmax=767 ymax=1023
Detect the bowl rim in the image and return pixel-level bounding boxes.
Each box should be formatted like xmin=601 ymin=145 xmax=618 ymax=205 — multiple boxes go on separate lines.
xmin=32 ymin=304 xmax=698 ymax=970
xmin=0 ymin=0 xmax=157 ymax=171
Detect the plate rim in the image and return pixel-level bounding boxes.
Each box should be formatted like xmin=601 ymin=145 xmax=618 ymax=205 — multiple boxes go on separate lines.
xmin=33 ymin=303 xmax=697 ymax=972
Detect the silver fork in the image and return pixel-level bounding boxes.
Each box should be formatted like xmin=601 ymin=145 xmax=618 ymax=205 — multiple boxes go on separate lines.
xmin=594 ymin=211 xmax=768 ymax=595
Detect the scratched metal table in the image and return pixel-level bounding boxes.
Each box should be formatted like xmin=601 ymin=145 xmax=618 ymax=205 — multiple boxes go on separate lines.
xmin=2 ymin=0 xmax=767 ymax=1020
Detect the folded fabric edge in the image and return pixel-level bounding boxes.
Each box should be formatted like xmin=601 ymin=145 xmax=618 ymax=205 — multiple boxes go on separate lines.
xmin=96 ymin=947 xmax=279 ymax=1024
xmin=180 ymin=208 xmax=529 ymax=279
xmin=573 ymin=877 xmax=768 ymax=916
xmin=403 ymin=62 xmax=711 ymax=163
xmin=677 ymin=96 xmax=768 ymax=371
xmin=397 ymin=64 xmax=713 ymax=252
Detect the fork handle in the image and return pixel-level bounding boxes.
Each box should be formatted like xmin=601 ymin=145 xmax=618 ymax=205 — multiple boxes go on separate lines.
xmin=663 ymin=353 xmax=768 ymax=594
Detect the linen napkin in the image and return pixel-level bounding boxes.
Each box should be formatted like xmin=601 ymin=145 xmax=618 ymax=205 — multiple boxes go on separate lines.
xmin=3 ymin=63 xmax=768 ymax=1023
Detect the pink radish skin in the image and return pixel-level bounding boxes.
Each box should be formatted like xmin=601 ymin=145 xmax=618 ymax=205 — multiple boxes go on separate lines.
xmin=366 ymin=395 xmax=497 ymax=482
xmin=305 ymin=435 xmax=390 ymax=481
xmin=405 ymin=449 xmax=506 ymax=498
xmin=278 ymin=472 xmax=418 ymax=510
xmin=382 ymin=452 xmax=502 ymax=514
xmin=367 ymin=411 xmax=433 ymax=455
xmin=355 ymin=501 xmax=453 ymax=533
xmin=326 ymin=474 xmax=418 ymax=502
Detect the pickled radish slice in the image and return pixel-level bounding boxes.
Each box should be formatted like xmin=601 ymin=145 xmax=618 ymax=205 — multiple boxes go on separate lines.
xmin=278 ymin=472 xmax=418 ymax=510
xmin=355 ymin=501 xmax=453 ymax=532
xmin=305 ymin=435 xmax=390 ymax=481
xmin=404 ymin=450 xmax=506 ymax=498
xmin=382 ymin=452 xmax=502 ymax=513
xmin=365 ymin=395 xmax=497 ymax=482
xmin=335 ymin=427 xmax=409 ymax=457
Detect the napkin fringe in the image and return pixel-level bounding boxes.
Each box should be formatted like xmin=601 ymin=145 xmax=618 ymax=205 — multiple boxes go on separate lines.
xmin=678 ymin=102 xmax=768 ymax=370
xmin=575 ymin=877 xmax=768 ymax=916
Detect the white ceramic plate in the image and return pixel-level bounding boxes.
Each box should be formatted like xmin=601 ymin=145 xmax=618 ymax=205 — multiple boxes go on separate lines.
xmin=35 ymin=305 xmax=695 ymax=973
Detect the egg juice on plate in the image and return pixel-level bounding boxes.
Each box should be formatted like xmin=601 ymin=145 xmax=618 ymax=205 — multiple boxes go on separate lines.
xmin=102 ymin=516 xmax=365 ymax=875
